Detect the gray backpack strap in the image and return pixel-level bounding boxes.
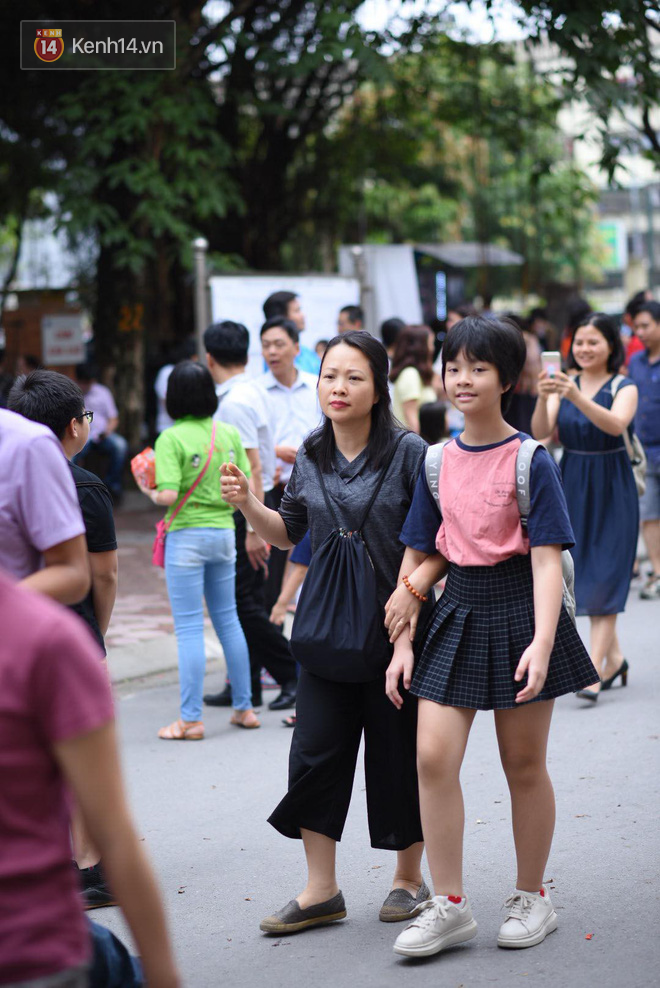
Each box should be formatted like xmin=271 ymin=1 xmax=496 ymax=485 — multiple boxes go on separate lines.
xmin=610 ymin=374 xmax=626 ymax=397
xmin=516 ymin=438 xmax=543 ymax=527
xmin=424 ymin=440 xmax=450 ymax=514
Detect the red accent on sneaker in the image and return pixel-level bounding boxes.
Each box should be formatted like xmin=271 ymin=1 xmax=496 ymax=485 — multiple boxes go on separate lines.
xmin=448 ymin=895 xmax=463 ymax=904
xmin=539 ymin=888 xmax=545 ymax=897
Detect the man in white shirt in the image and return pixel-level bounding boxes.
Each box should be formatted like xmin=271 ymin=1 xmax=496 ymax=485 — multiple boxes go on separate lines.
xmin=256 ymin=316 xmax=320 ymax=609
xmin=203 ymin=321 xmax=297 ymax=712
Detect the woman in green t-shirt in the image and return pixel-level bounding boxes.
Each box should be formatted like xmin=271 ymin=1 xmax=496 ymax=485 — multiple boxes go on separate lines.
xmin=139 ymin=361 xmax=258 ymax=737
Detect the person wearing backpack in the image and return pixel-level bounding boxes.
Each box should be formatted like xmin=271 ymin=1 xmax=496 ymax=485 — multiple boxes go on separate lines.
xmin=381 ymin=316 xmax=597 ymax=960
xmin=221 ymin=331 xmax=431 ymax=935
xmin=531 ymin=313 xmax=639 ymax=701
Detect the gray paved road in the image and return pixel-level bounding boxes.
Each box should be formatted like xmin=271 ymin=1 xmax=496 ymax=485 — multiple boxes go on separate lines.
xmin=99 ymin=592 xmax=659 ymax=988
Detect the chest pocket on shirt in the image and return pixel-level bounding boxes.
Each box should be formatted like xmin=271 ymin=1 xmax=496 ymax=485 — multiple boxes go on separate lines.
xmin=483 ymin=481 xmax=515 ymax=507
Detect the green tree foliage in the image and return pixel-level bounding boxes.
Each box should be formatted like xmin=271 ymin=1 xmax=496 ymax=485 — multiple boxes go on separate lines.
xmin=484 ymin=0 xmax=660 ymax=177
xmin=291 ymin=32 xmax=600 ymax=292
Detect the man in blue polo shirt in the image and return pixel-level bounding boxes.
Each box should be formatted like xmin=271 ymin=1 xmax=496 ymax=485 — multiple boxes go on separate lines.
xmin=630 ymin=300 xmax=660 ymax=599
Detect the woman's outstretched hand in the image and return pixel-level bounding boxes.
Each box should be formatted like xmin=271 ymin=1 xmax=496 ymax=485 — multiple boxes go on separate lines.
xmin=220 ymin=461 xmax=249 ymax=505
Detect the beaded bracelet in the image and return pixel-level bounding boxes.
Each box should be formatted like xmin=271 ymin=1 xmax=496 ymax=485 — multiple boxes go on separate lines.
xmin=402 ymin=575 xmax=428 ymax=603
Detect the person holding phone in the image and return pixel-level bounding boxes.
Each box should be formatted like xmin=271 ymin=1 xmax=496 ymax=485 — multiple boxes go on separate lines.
xmin=531 ymin=314 xmax=639 ymax=701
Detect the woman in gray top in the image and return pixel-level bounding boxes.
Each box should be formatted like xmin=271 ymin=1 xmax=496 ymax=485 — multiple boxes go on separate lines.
xmin=221 ymin=331 xmax=430 ymax=935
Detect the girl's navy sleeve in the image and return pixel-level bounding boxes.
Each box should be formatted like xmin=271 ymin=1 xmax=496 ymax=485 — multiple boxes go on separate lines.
xmin=399 ymin=465 xmax=442 ymax=554
xmin=528 ymin=448 xmax=575 ymax=549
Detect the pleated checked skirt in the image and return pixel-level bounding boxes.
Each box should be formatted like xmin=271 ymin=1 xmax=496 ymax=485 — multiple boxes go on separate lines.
xmin=411 ymin=554 xmax=598 ymax=710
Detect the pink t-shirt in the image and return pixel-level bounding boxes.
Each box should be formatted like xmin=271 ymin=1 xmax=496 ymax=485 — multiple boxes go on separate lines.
xmin=436 ymin=436 xmax=529 ymax=566
xmin=0 ymin=571 xmax=114 ymax=984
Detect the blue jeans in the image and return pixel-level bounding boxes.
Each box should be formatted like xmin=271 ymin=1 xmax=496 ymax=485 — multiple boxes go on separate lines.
xmin=165 ymin=527 xmax=252 ymax=718
xmin=74 ymin=434 xmax=128 ymax=494
xmin=88 ymin=919 xmax=143 ymax=987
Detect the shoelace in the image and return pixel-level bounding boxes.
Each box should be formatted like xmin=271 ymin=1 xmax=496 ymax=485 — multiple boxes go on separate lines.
xmin=503 ymin=892 xmax=535 ymax=923
xmin=409 ymin=897 xmax=449 ymax=930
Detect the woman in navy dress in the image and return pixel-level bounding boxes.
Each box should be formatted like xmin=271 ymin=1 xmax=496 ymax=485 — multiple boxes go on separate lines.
xmin=531 ymin=313 xmax=639 ymax=702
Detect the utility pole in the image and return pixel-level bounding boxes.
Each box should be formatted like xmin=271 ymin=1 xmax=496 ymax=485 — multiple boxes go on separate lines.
xmin=192 ymin=237 xmax=209 ymax=358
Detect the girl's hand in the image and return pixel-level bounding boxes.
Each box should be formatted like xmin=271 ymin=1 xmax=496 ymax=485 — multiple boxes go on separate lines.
xmin=220 ymin=461 xmax=249 ymax=504
xmin=536 ymin=368 xmax=558 ymax=399
xmin=385 ymin=583 xmax=423 ymax=642
xmin=551 ymin=371 xmax=579 ymax=403
xmin=137 ymin=480 xmax=158 ymax=503
xmin=385 ymin=643 xmax=415 ymax=709
xmin=514 ymin=642 xmax=551 ymax=703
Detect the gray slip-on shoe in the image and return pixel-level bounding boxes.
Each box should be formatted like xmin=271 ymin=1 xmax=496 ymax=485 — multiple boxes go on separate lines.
xmin=379 ymin=881 xmax=432 ymax=923
xmin=260 ymin=891 xmax=347 ymax=934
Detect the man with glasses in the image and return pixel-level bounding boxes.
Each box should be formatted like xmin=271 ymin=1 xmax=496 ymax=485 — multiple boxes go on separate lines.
xmin=7 ymin=369 xmax=119 ymax=911
xmin=256 ymin=316 xmax=320 ymax=612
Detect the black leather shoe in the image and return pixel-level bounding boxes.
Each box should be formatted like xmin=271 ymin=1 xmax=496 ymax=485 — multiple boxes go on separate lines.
xmin=268 ymin=688 xmax=297 ymax=711
xmin=79 ymin=861 xmax=117 ymax=911
xmin=203 ymin=685 xmax=233 ymax=707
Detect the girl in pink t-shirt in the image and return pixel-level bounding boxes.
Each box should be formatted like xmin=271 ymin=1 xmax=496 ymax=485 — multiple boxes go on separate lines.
xmin=382 ymin=316 xmax=597 ymax=961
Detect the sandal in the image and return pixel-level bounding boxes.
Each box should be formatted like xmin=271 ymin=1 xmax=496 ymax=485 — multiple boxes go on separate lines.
xmin=282 ymin=715 xmax=297 ymax=728
xmin=230 ymin=710 xmax=261 ymax=730
xmin=158 ymin=719 xmax=205 ymax=741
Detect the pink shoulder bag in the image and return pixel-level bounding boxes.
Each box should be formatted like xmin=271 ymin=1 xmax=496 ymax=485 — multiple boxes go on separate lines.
xmin=152 ymin=423 xmax=217 ymax=567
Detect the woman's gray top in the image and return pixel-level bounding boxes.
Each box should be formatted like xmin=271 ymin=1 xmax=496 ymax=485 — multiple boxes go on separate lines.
xmin=279 ymin=431 xmax=427 ymax=609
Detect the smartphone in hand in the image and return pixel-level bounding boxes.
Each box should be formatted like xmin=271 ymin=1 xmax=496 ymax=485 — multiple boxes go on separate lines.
xmin=541 ymin=350 xmax=561 ymax=378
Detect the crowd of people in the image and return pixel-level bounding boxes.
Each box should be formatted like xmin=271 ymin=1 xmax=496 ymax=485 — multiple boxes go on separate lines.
xmin=0 ymin=283 xmax=658 ymax=984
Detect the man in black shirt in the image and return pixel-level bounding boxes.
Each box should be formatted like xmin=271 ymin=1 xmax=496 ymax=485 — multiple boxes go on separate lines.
xmin=7 ymin=370 xmax=118 ymax=911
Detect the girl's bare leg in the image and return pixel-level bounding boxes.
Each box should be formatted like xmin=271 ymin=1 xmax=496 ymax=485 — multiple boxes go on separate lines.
xmin=296 ymin=829 xmax=340 ymax=907
xmin=71 ymin=802 xmax=100 ymax=869
xmin=416 ymin=700 xmax=476 ymax=895
xmin=495 ymin=700 xmax=555 ymax=893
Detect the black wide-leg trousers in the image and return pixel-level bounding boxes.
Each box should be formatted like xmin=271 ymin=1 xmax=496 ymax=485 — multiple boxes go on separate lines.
xmin=268 ymin=669 xmax=423 ymax=851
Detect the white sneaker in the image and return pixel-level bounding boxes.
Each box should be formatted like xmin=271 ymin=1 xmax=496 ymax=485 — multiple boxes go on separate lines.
xmin=497 ymin=887 xmax=558 ymax=949
xmin=393 ymin=894 xmax=477 ymax=957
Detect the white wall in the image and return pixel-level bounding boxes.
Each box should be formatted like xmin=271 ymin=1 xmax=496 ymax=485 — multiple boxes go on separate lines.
xmin=209 ymin=273 xmax=360 ymax=376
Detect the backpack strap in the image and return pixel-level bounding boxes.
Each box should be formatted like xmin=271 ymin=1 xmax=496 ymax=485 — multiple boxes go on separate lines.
xmin=313 ymin=432 xmax=406 ymax=533
xmin=516 ymin=437 xmax=544 ymax=529
xmin=610 ymin=374 xmax=626 ymax=397
xmin=424 ymin=440 xmax=451 ymax=515
xmin=355 ymin=432 xmax=406 ymax=531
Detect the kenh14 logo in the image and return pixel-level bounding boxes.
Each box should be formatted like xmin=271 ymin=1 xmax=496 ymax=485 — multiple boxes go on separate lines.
xmin=34 ymin=28 xmax=64 ymax=62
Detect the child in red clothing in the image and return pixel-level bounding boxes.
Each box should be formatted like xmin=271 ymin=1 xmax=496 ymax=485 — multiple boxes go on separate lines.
xmin=383 ymin=316 xmax=597 ymax=960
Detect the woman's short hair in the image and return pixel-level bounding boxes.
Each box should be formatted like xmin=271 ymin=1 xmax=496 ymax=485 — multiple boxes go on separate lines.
xmin=442 ymin=315 xmax=527 ymax=413
xmin=304 ymin=330 xmax=398 ymax=471
xmin=389 ymin=325 xmax=434 ymax=385
xmin=165 ymin=361 xmax=218 ymax=420
xmin=569 ymin=313 xmax=624 ymax=374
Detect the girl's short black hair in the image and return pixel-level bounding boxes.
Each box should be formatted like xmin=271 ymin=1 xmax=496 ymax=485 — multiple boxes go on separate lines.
xmin=442 ymin=315 xmax=527 ymax=413
xmin=569 ymin=313 xmax=624 ymax=374
xmin=304 ymin=330 xmax=400 ymax=472
xmin=166 ymin=361 xmax=218 ymax=421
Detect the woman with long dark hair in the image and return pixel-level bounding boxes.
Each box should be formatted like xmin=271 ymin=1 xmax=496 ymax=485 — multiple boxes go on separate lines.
xmin=221 ymin=331 xmax=431 ymax=935
xmin=390 ymin=324 xmax=436 ymax=433
xmin=531 ymin=313 xmax=639 ymax=701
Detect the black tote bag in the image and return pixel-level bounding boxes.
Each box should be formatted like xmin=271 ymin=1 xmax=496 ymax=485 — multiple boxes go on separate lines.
xmin=289 ymin=435 xmax=404 ymax=683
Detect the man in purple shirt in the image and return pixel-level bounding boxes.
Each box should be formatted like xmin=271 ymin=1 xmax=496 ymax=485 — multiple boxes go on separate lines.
xmin=74 ymin=364 xmax=128 ymax=500
xmin=0 ymin=408 xmax=89 ymax=603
